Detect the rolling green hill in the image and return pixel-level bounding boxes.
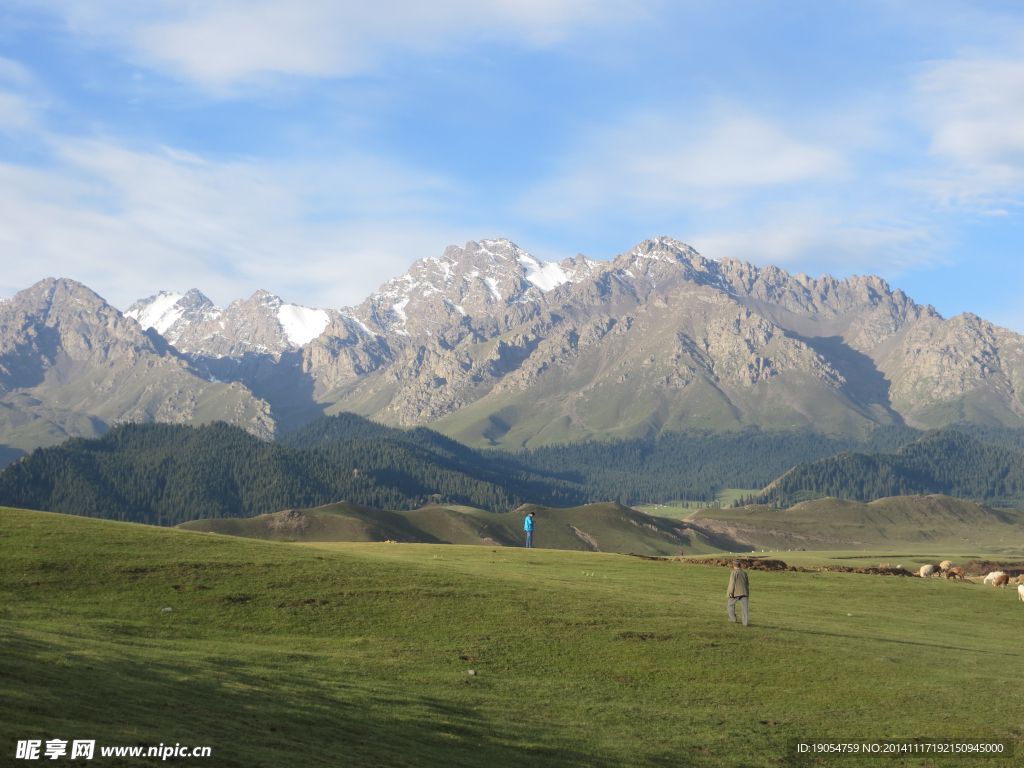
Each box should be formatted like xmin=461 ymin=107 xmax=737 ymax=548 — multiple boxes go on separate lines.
xmin=176 ymin=501 xmax=451 ymax=544
xmin=178 ymin=500 xmax=737 ymax=556
xmin=694 ymin=494 xmax=1024 ymax=552
xmin=759 ymin=430 xmax=1024 ymax=509
xmin=3 ymin=506 xmax=1023 ymax=767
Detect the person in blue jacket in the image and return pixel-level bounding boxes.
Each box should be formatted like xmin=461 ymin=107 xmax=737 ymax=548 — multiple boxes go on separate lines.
xmin=524 ymin=512 xmax=535 ymax=548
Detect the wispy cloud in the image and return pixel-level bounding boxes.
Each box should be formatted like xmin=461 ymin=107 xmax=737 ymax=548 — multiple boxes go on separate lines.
xmin=0 ymin=132 xmax=465 ymax=310
xmin=0 ymin=58 xmax=45 ymax=132
xmin=520 ymin=108 xmax=846 ymax=220
xmin=29 ymin=0 xmax=652 ymax=89
xmin=914 ymin=58 xmax=1024 ymax=205
xmin=689 ymin=209 xmax=939 ymax=277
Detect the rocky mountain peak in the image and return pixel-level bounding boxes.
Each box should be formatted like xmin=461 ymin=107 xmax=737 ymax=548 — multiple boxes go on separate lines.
xmin=347 ymin=238 xmax=598 ymax=340
xmin=4 ymin=234 xmax=1024 ymax=458
xmin=128 ymin=288 xmax=331 ymax=358
xmin=626 ymin=236 xmax=706 ymax=264
xmin=0 ymin=277 xmax=276 ymax=448
xmin=607 ymin=237 xmax=734 ymax=297
xmin=3 ymin=278 xmax=144 ymax=353
xmin=126 ymin=289 xmax=222 ymax=343
xmin=0 ymin=277 xmax=157 ymax=391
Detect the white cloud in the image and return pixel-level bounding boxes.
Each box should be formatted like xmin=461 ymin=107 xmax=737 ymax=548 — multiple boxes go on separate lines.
xmin=521 ymin=109 xmax=846 ymax=219
xmin=30 ymin=0 xmax=650 ymax=89
xmin=0 ymin=134 xmax=464 ymax=311
xmin=0 ymin=57 xmax=34 ymax=86
xmin=690 ymin=213 xmax=938 ymax=277
xmin=0 ymin=58 xmax=45 ymax=132
xmin=0 ymin=91 xmax=39 ymax=132
xmin=914 ymin=59 xmax=1024 ymax=203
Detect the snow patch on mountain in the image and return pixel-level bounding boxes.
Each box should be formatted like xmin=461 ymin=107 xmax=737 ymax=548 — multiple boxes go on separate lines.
xmin=517 ymin=254 xmax=570 ymax=292
xmin=126 ymin=291 xmax=185 ymax=334
xmin=484 ymin=277 xmax=502 ymax=301
xmin=125 ymin=290 xmax=226 ymax=347
xmin=391 ymin=298 xmax=410 ymax=322
xmin=277 ymin=304 xmax=330 ymax=345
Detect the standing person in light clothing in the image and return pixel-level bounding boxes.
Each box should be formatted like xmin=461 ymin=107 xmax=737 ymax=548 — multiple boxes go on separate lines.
xmin=727 ymin=560 xmax=749 ymax=626
xmin=524 ymin=512 xmax=535 ymax=548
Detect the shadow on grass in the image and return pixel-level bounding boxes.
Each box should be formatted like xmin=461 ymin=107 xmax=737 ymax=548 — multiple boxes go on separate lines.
xmin=770 ymin=624 xmax=1021 ymax=657
xmin=0 ymin=628 xmax=650 ymax=768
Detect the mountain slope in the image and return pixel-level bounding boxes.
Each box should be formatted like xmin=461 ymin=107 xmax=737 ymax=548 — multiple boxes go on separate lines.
xmin=0 ymin=278 xmax=274 ymax=457
xmin=9 ymin=234 xmax=1024 ymax=456
xmin=295 ymin=237 xmax=1024 ymax=446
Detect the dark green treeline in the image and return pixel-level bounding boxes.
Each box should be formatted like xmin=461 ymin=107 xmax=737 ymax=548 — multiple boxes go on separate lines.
xmin=758 ymin=430 xmax=1024 ymax=509
xmin=5 ymin=413 xmax=1024 ymax=526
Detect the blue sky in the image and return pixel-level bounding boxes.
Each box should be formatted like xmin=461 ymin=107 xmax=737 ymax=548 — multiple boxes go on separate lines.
xmin=1 ymin=1 xmax=1023 ymax=331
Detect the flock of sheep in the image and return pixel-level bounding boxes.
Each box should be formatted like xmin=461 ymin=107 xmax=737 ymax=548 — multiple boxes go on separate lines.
xmin=916 ymin=561 xmax=1024 ymax=600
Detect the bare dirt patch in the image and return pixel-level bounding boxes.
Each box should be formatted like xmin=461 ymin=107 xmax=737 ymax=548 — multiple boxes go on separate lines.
xmin=961 ymin=560 xmax=1024 ymax=577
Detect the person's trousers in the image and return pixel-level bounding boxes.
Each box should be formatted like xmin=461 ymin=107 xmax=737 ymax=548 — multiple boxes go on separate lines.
xmin=526 ymin=531 xmax=533 ymax=548
xmin=727 ymin=596 xmax=749 ymax=626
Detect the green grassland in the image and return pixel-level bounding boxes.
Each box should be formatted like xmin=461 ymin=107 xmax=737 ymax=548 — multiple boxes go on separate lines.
xmin=691 ymin=495 xmax=1024 ymax=554
xmin=3 ymin=506 xmax=1024 ymax=767
xmin=636 ymin=489 xmax=764 ymax=520
xmin=177 ymin=501 xmax=732 ymax=556
xmin=725 ymin=549 xmax=1024 ymax=572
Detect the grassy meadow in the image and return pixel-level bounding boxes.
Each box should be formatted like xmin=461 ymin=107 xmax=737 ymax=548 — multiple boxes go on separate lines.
xmin=2 ymin=505 xmax=1024 ymax=767
xmin=690 ymin=496 xmax=1024 ymax=556
xmin=636 ymin=490 xmax=763 ymax=520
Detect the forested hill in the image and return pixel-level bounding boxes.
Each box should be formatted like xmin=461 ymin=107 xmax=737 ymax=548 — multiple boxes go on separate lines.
xmin=279 ymin=412 xmax=480 ymax=463
xmin=0 ymin=422 xmax=587 ymax=525
xmin=285 ymin=415 xmax=926 ymax=503
xmin=6 ymin=413 xmax=1024 ymax=527
xmin=511 ymin=425 xmax=922 ymax=500
xmin=759 ymin=431 xmax=1024 ymax=509
xmin=282 ymin=416 xmax=1024 ymax=505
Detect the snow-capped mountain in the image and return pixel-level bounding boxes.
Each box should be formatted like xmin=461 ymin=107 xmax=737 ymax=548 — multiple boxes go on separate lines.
xmin=3 ymin=234 xmax=1023 ymax=458
xmin=344 ymin=239 xmax=599 ymax=340
xmin=127 ymin=289 xmax=331 ymax=357
xmin=125 ymin=289 xmax=222 ymax=344
xmin=0 ymin=279 xmax=274 ymax=454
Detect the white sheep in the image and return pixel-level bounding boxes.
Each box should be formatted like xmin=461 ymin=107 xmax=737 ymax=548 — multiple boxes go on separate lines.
xmin=918 ymin=564 xmax=937 ymax=578
xmin=1019 ymin=584 xmax=1024 ymax=602
xmin=984 ymin=571 xmax=1008 ymax=585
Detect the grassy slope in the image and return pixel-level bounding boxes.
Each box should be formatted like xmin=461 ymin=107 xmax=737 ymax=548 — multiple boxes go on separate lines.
xmin=179 ymin=501 xmax=730 ymax=556
xmin=3 ymin=507 xmax=1023 ymax=767
xmin=468 ymin=503 xmax=731 ymax=556
xmin=177 ymin=501 xmax=441 ymax=544
xmin=692 ymin=494 xmax=1024 ymax=553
